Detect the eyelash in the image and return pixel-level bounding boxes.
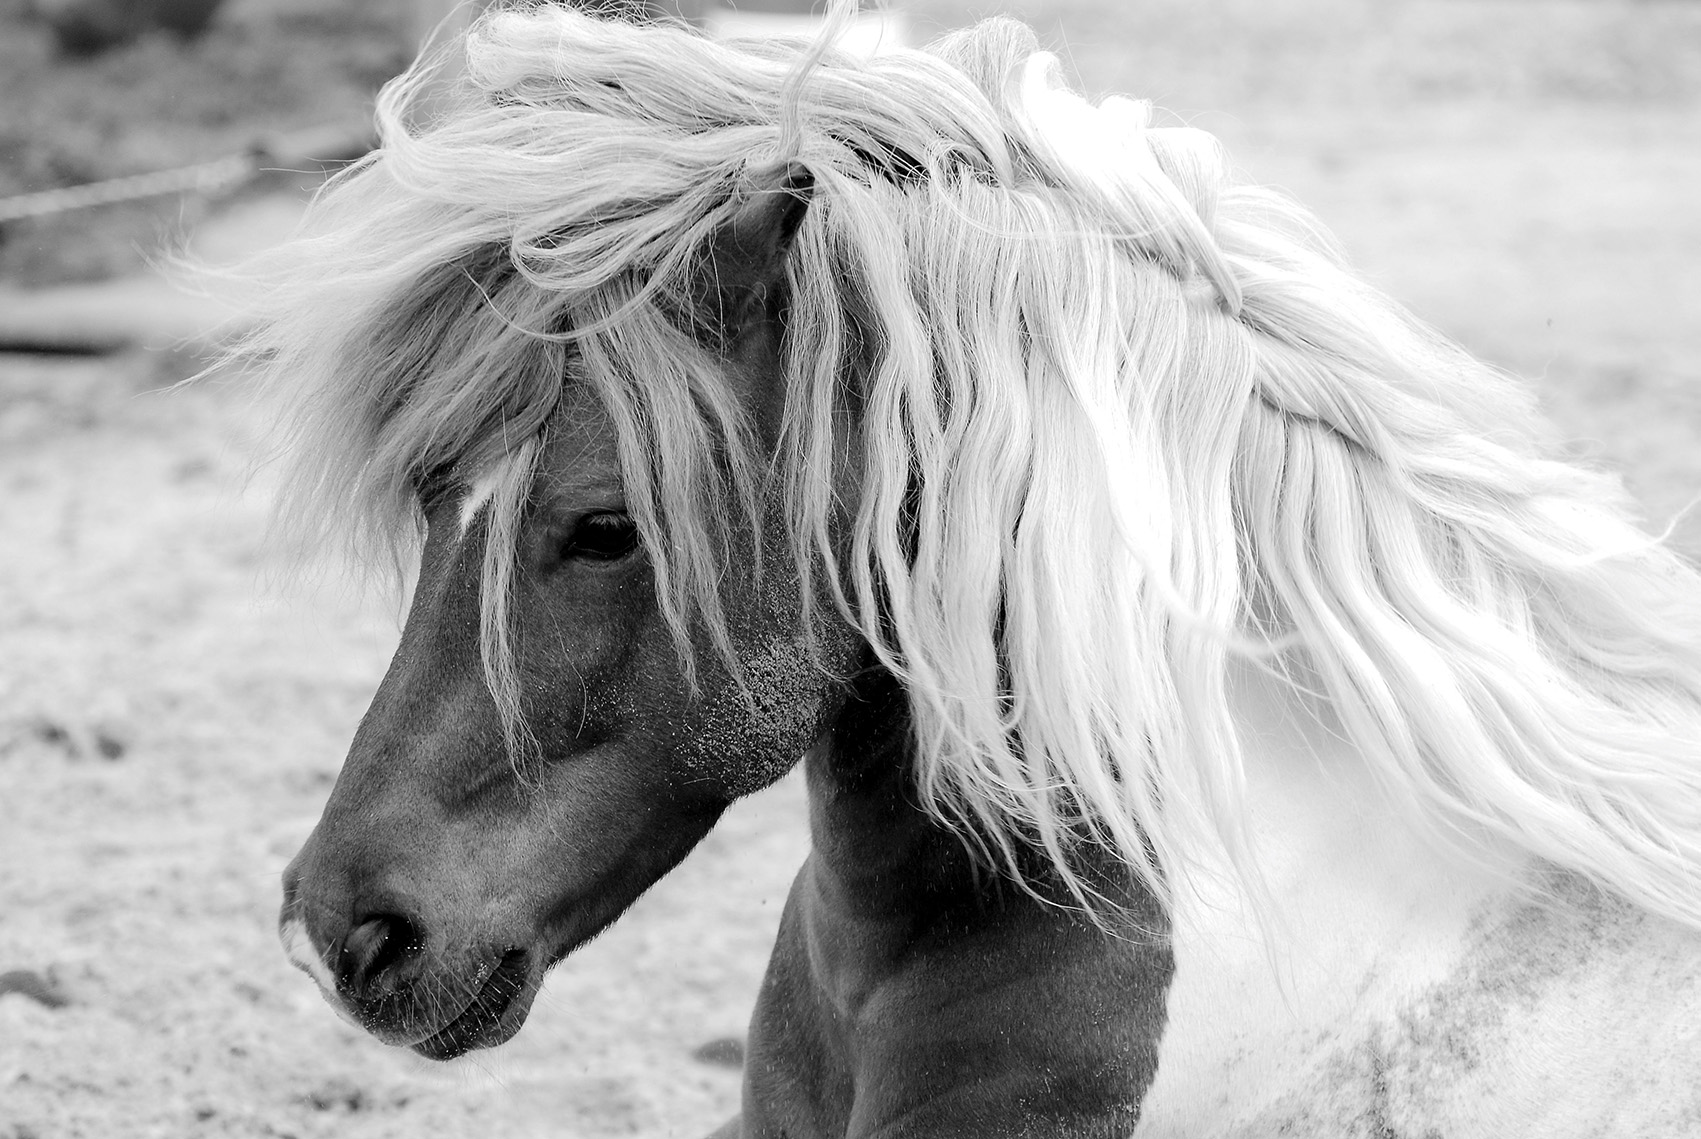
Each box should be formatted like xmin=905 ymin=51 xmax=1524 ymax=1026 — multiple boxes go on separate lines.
xmin=563 ymin=512 xmax=640 ymax=561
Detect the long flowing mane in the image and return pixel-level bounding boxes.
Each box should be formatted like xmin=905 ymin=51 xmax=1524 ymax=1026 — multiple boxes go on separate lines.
xmin=236 ymin=6 xmax=1701 ymax=927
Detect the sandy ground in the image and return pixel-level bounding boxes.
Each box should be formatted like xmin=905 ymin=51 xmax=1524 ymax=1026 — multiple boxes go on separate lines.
xmin=3 ymin=4 xmax=1699 ymax=1138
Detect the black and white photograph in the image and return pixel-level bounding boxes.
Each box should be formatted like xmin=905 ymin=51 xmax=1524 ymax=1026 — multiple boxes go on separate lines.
xmin=2 ymin=0 xmax=1699 ymax=1135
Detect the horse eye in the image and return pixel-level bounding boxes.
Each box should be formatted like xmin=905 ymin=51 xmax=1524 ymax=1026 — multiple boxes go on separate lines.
xmin=563 ymin=512 xmax=640 ymax=561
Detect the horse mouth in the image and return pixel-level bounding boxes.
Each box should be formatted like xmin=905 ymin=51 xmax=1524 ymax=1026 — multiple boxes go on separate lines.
xmin=409 ymin=948 xmax=533 ymax=1060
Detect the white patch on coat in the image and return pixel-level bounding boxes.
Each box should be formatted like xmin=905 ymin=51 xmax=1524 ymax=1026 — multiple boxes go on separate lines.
xmin=280 ymin=917 xmax=366 ymax=1031
xmin=458 ymin=466 xmax=507 ymax=536
xmin=281 ymin=916 xmax=337 ymax=991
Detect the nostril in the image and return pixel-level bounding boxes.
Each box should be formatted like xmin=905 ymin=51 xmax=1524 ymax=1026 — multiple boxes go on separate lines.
xmin=337 ymin=913 xmax=424 ymax=999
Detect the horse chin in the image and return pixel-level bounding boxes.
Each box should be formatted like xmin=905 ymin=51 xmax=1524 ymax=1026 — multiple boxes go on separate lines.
xmin=401 ymin=948 xmax=539 ymax=1060
xmin=402 ymin=902 xmax=621 ymax=1060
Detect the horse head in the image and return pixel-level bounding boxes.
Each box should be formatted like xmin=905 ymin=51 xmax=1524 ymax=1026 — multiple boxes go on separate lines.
xmin=277 ymin=162 xmax=859 ymax=1058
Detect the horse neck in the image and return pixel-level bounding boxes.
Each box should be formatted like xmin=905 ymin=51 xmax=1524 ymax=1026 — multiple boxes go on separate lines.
xmin=756 ymin=662 xmax=1171 ymax=1135
xmin=800 ymin=655 xmax=1510 ymax=952
xmin=800 ymin=664 xmax=993 ymax=943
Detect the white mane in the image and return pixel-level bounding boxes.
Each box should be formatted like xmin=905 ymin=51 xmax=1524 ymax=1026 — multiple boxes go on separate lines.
xmin=234 ymin=6 xmax=1701 ymax=928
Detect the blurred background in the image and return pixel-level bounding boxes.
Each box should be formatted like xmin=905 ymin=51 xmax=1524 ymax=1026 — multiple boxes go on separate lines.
xmin=1 ymin=1 xmax=1697 ymax=1136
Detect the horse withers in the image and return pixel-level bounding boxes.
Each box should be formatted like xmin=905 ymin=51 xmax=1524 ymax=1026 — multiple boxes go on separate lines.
xmin=254 ymin=7 xmax=1701 ymax=1136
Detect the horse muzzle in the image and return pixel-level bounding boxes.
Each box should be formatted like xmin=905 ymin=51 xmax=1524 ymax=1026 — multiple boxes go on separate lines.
xmin=278 ymin=903 xmax=541 ymax=1060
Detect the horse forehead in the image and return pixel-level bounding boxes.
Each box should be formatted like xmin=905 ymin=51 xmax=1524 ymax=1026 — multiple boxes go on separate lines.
xmin=457 ymin=384 xmax=624 ymax=535
xmin=532 ymin=403 xmax=625 ymax=504
xmin=547 ymin=375 xmax=621 ymax=463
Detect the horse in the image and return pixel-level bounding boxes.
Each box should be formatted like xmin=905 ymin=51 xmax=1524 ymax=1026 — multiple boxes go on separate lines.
xmin=246 ymin=6 xmax=1701 ymax=1135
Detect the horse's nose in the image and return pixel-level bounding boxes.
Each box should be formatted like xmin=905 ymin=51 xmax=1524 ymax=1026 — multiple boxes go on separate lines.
xmin=334 ymin=911 xmax=426 ymax=1000
xmin=280 ymin=854 xmax=429 ymax=1003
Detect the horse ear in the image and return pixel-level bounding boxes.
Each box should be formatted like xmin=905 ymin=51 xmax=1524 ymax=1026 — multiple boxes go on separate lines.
xmin=690 ymin=162 xmax=815 ymax=349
